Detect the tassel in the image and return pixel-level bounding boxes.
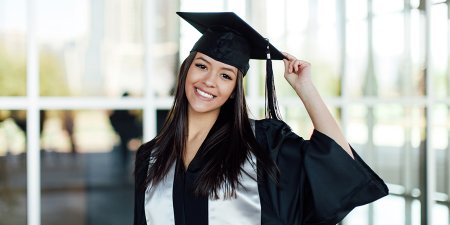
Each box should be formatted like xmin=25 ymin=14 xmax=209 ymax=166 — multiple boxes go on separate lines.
xmin=265 ymin=39 xmax=281 ymax=120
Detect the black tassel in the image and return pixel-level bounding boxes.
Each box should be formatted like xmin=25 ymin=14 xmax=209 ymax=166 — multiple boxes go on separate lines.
xmin=265 ymin=39 xmax=281 ymax=120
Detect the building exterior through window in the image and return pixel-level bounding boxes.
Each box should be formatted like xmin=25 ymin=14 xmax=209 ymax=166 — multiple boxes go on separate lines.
xmin=0 ymin=0 xmax=448 ymax=225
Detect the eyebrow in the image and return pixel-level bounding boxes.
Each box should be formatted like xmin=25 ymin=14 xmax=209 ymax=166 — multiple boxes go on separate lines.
xmin=195 ymin=56 xmax=237 ymax=74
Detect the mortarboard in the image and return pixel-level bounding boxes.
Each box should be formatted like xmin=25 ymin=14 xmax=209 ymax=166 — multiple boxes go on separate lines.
xmin=177 ymin=12 xmax=285 ymax=120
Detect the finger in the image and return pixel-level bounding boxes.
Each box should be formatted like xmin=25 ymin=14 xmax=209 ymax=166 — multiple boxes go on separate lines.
xmin=298 ymin=60 xmax=310 ymax=70
xmin=289 ymin=60 xmax=297 ymax=73
xmin=282 ymin=52 xmax=296 ymax=61
xmin=291 ymin=60 xmax=298 ymax=73
xmin=283 ymin=59 xmax=290 ymax=73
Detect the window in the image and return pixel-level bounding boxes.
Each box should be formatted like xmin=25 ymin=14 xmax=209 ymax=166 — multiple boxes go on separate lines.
xmin=1 ymin=0 xmax=447 ymax=224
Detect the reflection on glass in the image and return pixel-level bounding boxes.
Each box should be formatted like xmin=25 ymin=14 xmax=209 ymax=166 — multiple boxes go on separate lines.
xmin=0 ymin=110 xmax=27 ymax=225
xmin=40 ymin=110 xmax=142 ymax=225
xmin=37 ymin=0 xmax=144 ymax=97
xmin=0 ymin=0 xmax=27 ymax=96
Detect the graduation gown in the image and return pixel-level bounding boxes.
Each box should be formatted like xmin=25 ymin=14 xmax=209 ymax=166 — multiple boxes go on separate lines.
xmin=134 ymin=119 xmax=388 ymax=225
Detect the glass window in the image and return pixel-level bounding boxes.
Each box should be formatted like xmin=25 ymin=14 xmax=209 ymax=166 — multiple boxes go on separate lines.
xmin=37 ymin=0 xmax=145 ymax=97
xmin=433 ymin=105 xmax=448 ymax=194
xmin=0 ymin=110 xmax=27 ymax=225
xmin=272 ymin=0 xmax=341 ymax=97
xmin=373 ymin=195 xmax=407 ymax=225
xmin=433 ymin=203 xmax=449 ymax=225
xmin=346 ymin=105 xmax=424 ymax=224
xmin=409 ymin=9 xmax=426 ymax=96
xmin=430 ymin=4 xmax=448 ymax=98
xmin=152 ymin=0 xmax=182 ymax=97
xmin=283 ymin=105 xmax=313 ymax=139
xmin=347 ymin=8 xmax=424 ymax=97
xmin=372 ymin=13 xmax=405 ymax=97
xmin=0 ymin=0 xmax=27 ymax=96
xmin=343 ymin=204 xmax=369 ymax=225
xmin=346 ymin=105 xmax=423 ymax=189
xmin=286 ymin=0 xmax=309 ymax=33
xmin=346 ymin=0 xmax=367 ymax=20
xmin=6 ymin=1 xmax=446 ymax=224
xmin=310 ymin=25 xmax=340 ymax=97
xmin=317 ymin=0 xmax=337 ymax=25
xmin=40 ymin=110 xmax=142 ymax=225
xmin=372 ymin=0 xmax=404 ymax=15
xmin=432 ymin=0 xmax=447 ymax=4
xmin=346 ymin=20 xmax=368 ymax=97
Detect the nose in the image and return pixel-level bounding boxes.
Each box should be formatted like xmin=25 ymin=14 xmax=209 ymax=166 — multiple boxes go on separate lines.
xmin=203 ymin=72 xmax=217 ymax=87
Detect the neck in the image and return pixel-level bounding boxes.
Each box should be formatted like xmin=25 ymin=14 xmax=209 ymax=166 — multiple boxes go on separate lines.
xmin=187 ymin=108 xmax=220 ymax=140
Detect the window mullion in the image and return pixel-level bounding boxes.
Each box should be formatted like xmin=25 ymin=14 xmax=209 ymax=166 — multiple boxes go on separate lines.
xmin=26 ymin=0 xmax=41 ymax=224
xmin=143 ymin=0 xmax=157 ymax=141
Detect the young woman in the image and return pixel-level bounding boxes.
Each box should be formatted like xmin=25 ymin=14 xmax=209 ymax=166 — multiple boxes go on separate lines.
xmin=134 ymin=12 xmax=388 ymax=225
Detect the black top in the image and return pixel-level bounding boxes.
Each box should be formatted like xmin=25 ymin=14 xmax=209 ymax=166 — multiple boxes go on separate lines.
xmin=134 ymin=119 xmax=388 ymax=225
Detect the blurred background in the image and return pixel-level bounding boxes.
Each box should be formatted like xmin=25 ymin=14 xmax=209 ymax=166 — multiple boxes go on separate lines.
xmin=0 ymin=0 xmax=448 ymax=224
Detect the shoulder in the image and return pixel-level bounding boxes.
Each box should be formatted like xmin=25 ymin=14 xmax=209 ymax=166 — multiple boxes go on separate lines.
xmin=252 ymin=119 xmax=305 ymax=151
xmin=135 ymin=139 xmax=157 ymax=173
xmin=254 ymin=118 xmax=292 ymax=134
xmin=136 ymin=139 xmax=156 ymax=155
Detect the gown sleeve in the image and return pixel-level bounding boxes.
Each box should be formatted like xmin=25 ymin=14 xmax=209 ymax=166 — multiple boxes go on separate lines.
xmin=255 ymin=119 xmax=388 ymax=225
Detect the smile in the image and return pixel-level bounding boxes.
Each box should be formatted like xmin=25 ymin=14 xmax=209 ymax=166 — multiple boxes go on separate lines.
xmin=195 ymin=88 xmax=215 ymax=99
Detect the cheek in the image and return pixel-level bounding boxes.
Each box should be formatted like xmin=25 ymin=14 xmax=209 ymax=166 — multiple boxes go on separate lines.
xmin=184 ymin=70 xmax=195 ymax=90
xmin=221 ymin=82 xmax=237 ymax=98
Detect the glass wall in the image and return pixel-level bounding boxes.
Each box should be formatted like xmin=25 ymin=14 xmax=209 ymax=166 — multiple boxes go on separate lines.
xmin=0 ymin=0 xmax=27 ymax=96
xmin=36 ymin=0 xmax=145 ymax=97
xmin=39 ymin=110 xmax=141 ymax=225
xmin=1 ymin=0 xmax=449 ymax=225
xmin=178 ymin=0 xmax=446 ymax=224
xmin=0 ymin=110 xmax=27 ymax=225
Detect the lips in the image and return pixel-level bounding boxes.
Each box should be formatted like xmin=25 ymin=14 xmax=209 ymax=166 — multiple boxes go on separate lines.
xmin=195 ymin=88 xmax=216 ymax=99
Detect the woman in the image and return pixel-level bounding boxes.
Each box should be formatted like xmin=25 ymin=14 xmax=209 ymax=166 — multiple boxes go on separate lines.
xmin=134 ymin=12 xmax=388 ymax=225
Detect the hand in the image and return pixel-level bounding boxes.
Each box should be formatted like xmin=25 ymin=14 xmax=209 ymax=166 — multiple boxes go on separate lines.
xmin=282 ymin=52 xmax=312 ymax=91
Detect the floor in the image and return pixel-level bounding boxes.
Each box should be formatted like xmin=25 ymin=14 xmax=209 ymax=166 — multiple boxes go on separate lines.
xmin=0 ymin=147 xmax=134 ymax=225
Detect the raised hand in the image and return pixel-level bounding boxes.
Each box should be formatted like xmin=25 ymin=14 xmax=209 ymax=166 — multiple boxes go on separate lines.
xmin=282 ymin=52 xmax=312 ymax=92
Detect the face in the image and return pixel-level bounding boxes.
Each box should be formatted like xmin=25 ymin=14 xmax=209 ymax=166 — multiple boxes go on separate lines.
xmin=185 ymin=52 xmax=238 ymax=116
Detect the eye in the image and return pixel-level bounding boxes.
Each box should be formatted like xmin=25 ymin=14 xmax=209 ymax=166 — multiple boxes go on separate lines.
xmin=195 ymin=63 xmax=207 ymax=70
xmin=221 ymin=73 xmax=232 ymax=80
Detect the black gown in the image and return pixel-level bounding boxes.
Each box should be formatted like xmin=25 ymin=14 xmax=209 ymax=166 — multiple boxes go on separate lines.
xmin=134 ymin=119 xmax=388 ymax=225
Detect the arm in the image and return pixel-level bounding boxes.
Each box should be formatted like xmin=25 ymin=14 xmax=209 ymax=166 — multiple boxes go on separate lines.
xmin=282 ymin=52 xmax=354 ymax=158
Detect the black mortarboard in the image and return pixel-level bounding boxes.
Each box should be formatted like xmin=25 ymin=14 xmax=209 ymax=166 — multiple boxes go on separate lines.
xmin=177 ymin=12 xmax=285 ymax=120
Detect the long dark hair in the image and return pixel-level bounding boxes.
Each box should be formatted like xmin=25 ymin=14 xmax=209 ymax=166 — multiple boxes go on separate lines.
xmin=136 ymin=52 xmax=278 ymax=199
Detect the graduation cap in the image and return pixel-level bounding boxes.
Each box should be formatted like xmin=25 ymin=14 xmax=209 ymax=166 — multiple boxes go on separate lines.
xmin=177 ymin=12 xmax=285 ymax=120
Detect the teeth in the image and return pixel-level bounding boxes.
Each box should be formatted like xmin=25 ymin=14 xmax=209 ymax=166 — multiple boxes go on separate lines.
xmin=196 ymin=88 xmax=214 ymax=99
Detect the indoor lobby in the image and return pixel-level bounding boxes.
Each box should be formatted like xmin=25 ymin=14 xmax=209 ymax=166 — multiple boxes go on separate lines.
xmin=0 ymin=0 xmax=449 ymax=225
